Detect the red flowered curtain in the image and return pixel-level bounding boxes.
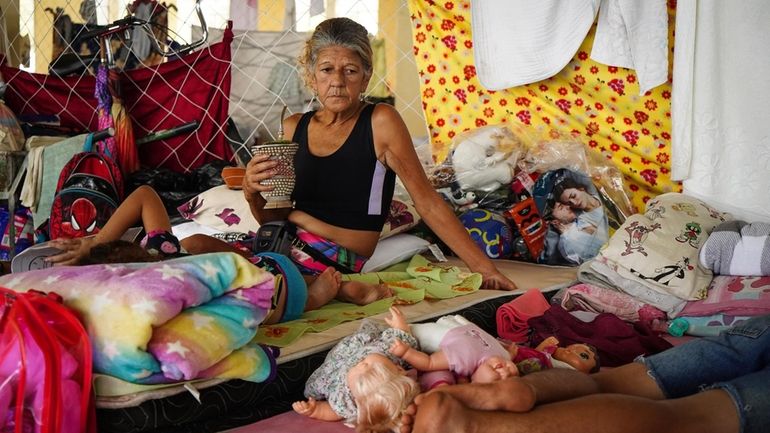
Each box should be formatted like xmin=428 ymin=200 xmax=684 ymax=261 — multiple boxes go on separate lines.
xmin=407 ymin=0 xmax=682 ymax=211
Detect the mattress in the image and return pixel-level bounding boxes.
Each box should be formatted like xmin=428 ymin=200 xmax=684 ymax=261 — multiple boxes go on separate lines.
xmin=95 ymin=259 xmax=577 ymax=433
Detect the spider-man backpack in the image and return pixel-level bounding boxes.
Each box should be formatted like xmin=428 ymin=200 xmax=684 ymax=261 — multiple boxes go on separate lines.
xmin=49 ymin=135 xmax=124 ymax=239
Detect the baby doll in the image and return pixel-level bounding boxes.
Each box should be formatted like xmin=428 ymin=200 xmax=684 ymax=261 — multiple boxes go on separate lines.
xmin=390 ymin=309 xmax=519 ymax=384
xmin=451 ymin=126 xmax=521 ymax=193
xmin=293 ymin=306 xmax=420 ymax=433
xmin=507 ymin=336 xmax=600 ymax=375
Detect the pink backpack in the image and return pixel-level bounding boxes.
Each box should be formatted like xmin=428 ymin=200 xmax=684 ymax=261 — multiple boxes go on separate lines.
xmin=0 ymin=288 xmax=96 ymax=433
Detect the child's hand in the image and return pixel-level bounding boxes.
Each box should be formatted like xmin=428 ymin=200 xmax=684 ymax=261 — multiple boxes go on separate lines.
xmin=385 ymin=306 xmax=410 ymax=332
xmin=292 ymin=398 xmax=317 ymax=417
xmin=390 ymin=339 xmax=410 ymax=358
xmin=47 ymin=236 xmax=97 ymax=266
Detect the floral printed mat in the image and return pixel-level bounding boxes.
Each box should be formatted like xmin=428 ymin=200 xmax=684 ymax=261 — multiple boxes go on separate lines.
xmin=252 ymin=255 xmax=481 ymax=347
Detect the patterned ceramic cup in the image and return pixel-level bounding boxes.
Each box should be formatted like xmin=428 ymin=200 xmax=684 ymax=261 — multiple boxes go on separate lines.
xmin=250 ymin=142 xmax=299 ymax=209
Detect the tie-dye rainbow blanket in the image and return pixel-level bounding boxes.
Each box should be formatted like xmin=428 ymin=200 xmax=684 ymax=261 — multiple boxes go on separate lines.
xmin=0 ymin=253 xmax=277 ymax=385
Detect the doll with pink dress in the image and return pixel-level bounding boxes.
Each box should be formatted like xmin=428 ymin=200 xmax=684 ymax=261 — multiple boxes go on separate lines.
xmin=390 ymin=309 xmax=519 ymax=385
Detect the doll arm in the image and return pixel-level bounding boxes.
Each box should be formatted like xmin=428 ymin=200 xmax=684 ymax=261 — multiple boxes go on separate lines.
xmin=292 ymin=398 xmax=343 ymax=422
xmin=384 ymin=306 xmax=411 ymax=334
xmin=535 ymin=336 xmax=560 ymax=352
xmin=390 ymin=340 xmax=450 ymax=371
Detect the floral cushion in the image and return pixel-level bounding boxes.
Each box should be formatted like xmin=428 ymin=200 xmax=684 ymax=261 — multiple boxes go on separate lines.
xmin=380 ymin=199 xmax=421 ymax=239
xmin=177 ymin=185 xmax=260 ymax=235
xmin=178 ymin=187 xmax=421 ymax=239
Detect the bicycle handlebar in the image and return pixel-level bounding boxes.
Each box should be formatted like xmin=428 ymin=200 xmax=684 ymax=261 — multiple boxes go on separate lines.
xmin=76 ymin=0 xmax=207 ymax=59
xmin=77 ymin=16 xmax=147 ymax=42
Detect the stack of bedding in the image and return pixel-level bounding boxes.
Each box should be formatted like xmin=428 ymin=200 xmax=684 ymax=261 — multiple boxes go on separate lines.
xmin=553 ymin=193 xmax=770 ymax=341
xmin=92 ymin=258 xmax=577 ymax=433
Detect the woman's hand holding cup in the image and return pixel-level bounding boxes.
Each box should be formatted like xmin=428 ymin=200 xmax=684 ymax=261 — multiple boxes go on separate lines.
xmin=244 ymin=152 xmax=279 ymax=196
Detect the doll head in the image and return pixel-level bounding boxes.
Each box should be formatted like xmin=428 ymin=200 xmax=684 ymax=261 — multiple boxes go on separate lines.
xmin=470 ymin=355 xmax=519 ymax=383
xmin=553 ymin=343 xmax=600 ymax=373
xmin=348 ymin=354 xmax=420 ymax=433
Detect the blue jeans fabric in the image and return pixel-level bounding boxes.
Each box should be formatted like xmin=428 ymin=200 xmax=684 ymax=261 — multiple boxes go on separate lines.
xmin=640 ymin=314 xmax=770 ymax=433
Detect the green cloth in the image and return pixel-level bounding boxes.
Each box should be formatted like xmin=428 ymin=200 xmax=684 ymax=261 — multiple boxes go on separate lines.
xmin=252 ymin=255 xmax=482 ymax=347
xmin=34 ymin=134 xmax=89 ymax=226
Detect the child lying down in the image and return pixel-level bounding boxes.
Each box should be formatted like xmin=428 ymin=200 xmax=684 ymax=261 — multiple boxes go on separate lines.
xmin=40 ymin=185 xmax=393 ymax=324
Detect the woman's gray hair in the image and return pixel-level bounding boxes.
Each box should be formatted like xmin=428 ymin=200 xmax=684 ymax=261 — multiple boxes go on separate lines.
xmin=298 ymin=17 xmax=373 ymax=89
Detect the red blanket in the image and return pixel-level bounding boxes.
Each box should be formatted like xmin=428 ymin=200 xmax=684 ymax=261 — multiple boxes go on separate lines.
xmin=0 ymin=26 xmax=234 ymax=173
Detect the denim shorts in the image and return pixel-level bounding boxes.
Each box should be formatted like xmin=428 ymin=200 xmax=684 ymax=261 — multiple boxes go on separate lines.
xmin=640 ymin=314 xmax=770 ymax=433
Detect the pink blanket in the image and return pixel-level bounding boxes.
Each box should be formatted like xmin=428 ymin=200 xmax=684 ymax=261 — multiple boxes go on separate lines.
xmin=561 ymin=283 xmax=665 ymax=324
xmin=496 ymin=288 xmax=550 ymax=343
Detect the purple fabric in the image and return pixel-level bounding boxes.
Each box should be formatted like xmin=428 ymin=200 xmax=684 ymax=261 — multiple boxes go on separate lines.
xmin=94 ymin=64 xmax=116 ymax=156
xmin=528 ymin=305 xmax=673 ymax=367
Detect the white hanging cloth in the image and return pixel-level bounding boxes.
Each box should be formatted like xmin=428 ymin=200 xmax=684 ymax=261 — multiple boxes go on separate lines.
xmin=471 ymin=0 xmax=600 ymax=91
xmin=471 ymin=0 xmax=668 ymax=95
xmin=671 ymin=0 xmax=770 ymax=223
xmin=591 ymin=0 xmax=668 ymax=95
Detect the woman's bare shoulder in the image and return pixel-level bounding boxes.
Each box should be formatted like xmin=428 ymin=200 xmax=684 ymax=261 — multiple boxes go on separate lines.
xmin=371 ymin=102 xmax=403 ymax=123
xmin=371 ymin=103 xmax=409 ymax=143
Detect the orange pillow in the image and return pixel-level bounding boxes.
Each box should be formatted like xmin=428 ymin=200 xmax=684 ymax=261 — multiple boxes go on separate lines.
xmin=222 ymin=167 xmax=245 ymax=190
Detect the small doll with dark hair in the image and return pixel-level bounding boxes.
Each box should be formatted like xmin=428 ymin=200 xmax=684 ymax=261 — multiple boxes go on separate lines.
xmin=507 ymin=336 xmax=600 ymax=375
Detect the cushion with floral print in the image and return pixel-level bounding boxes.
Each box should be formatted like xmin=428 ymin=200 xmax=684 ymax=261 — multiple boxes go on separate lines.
xmin=177 ymin=185 xmax=260 ymax=234
xmin=178 ymin=187 xmax=421 ymax=239
xmin=380 ymin=199 xmax=421 ymax=239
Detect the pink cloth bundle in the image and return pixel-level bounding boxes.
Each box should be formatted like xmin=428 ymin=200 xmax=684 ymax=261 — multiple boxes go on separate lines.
xmin=496 ymin=288 xmax=550 ymax=343
xmin=561 ymin=283 xmax=666 ymax=325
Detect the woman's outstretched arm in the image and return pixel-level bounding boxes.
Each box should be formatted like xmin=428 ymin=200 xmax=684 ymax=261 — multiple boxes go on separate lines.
xmin=372 ymin=104 xmax=516 ymax=290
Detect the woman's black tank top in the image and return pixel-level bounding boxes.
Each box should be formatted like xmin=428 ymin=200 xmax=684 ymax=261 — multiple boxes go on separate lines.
xmin=291 ymin=104 xmax=396 ymax=231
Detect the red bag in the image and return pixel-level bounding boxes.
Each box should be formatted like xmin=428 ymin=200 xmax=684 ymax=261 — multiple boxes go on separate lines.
xmin=0 ymin=288 xmax=96 ymax=433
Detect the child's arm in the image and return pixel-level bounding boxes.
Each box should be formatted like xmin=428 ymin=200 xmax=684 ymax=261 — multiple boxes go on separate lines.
xmin=390 ymin=340 xmax=450 ymax=371
xmin=48 ymin=185 xmax=171 ymax=265
xmin=292 ymin=398 xmax=343 ymax=421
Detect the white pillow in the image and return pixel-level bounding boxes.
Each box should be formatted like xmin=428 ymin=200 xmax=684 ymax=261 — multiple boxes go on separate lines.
xmin=177 ymin=185 xmax=260 ymax=234
xmin=362 ymin=234 xmax=431 ymax=272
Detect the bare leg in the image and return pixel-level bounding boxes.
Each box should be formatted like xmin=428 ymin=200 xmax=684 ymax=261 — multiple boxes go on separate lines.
xmin=304 ymin=268 xmax=341 ymax=311
xmin=420 ymin=361 xmax=663 ymax=415
xmin=415 ymin=375 xmax=538 ymax=413
xmin=411 ymin=387 xmax=739 ymax=433
xmin=336 ymin=280 xmax=394 ymax=305
xmin=180 ymin=233 xmax=251 ymax=259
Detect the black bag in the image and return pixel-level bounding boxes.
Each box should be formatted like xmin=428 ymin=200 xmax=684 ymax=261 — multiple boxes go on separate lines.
xmin=252 ymin=221 xmax=354 ymax=273
xmin=252 ymin=221 xmax=295 ymax=256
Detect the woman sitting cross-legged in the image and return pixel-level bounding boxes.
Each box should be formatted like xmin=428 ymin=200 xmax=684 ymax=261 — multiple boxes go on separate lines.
xmin=46 ymin=185 xmax=392 ymax=323
xmin=242 ymin=17 xmax=517 ymax=297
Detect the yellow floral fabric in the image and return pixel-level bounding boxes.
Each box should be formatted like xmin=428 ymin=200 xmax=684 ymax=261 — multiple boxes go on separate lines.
xmin=406 ymin=0 xmax=682 ymax=212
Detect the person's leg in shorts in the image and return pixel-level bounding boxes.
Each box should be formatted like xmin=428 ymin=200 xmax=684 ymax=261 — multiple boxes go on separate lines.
xmin=407 ymin=316 xmax=770 ymax=433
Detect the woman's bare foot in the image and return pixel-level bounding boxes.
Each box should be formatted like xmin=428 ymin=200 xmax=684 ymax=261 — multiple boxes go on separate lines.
xmin=305 ymin=268 xmax=342 ymax=311
xmin=416 ymin=378 xmax=536 ymax=413
xmin=337 ymin=280 xmax=394 ymax=305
